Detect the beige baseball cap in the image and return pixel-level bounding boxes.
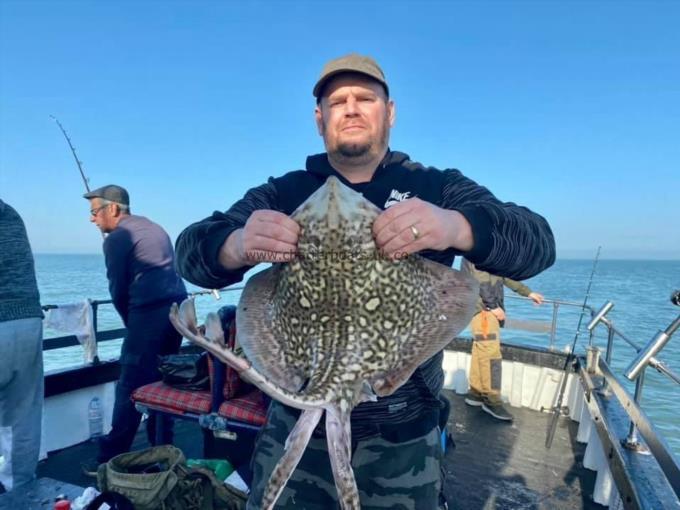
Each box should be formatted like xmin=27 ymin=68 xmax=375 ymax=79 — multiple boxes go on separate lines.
xmin=313 ymin=53 xmax=389 ymax=99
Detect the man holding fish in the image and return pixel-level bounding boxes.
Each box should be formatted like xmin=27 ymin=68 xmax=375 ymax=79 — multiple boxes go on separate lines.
xmin=176 ymin=54 xmax=555 ymax=509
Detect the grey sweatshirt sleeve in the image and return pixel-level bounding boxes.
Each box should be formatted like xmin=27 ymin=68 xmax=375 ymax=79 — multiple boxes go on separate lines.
xmin=0 ymin=200 xmax=43 ymax=322
xmin=441 ymin=169 xmax=555 ymax=280
xmin=175 ymin=180 xmax=279 ymax=289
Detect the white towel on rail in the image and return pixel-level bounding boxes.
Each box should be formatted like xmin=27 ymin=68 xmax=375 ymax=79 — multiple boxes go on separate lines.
xmin=43 ymin=300 xmax=98 ymax=363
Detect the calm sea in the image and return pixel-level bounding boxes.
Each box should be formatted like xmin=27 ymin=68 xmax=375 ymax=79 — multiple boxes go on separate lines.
xmin=34 ymin=254 xmax=680 ymax=457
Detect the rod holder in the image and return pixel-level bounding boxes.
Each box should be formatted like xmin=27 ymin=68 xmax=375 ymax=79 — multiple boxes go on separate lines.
xmin=625 ymin=330 xmax=670 ymax=381
xmin=587 ymin=301 xmax=614 ymax=331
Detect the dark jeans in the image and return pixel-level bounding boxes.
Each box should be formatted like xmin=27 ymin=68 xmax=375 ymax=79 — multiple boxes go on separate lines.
xmin=97 ymin=301 xmax=183 ymax=463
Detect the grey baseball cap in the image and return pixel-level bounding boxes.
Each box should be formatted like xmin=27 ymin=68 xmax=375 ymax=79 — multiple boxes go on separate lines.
xmin=83 ymin=184 xmax=130 ymax=206
xmin=313 ymin=53 xmax=389 ymax=99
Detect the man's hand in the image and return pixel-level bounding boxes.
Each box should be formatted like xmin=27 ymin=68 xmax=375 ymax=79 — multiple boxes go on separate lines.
xmin=218 ymin=210 xmax=299 ymax=270
xmin=372 ymin=198 xmax=473 ymax=259
xmin=528 ymin=292 xmax=544 ymax=305
xmin=489 ymin=307 xmax=506 ymax=322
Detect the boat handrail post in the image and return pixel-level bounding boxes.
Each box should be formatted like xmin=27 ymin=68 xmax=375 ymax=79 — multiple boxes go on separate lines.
xmin=603 ymin=323 xmax=616 ymax=366
xmin=549 ymin=302 xmax=559 ymax=350
xmin=91 ymin=300 xmax=101 ymax=365
xmin=91 ymin=300 xmax=99 ymax=338
xmin=594 ymin=324 xmax=617 ymax=394
xmin=622 ymin=368 xmax=650 ymax=453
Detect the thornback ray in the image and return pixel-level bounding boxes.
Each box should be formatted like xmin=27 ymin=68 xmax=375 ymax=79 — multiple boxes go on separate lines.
xmin=172 ymin=176 xmax=478 ymax=509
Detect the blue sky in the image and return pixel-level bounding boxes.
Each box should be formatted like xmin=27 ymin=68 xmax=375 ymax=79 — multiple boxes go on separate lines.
xmin=1 ymin=0 xmax=678 ymax=260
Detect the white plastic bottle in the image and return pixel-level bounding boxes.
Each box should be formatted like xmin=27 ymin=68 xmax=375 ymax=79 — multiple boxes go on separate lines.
xmin=88 ymin=396 xmax=103 ymax=439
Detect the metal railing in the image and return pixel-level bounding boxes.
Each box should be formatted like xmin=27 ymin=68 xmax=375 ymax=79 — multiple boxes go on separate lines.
xmin=41 ymin=285 xmax=680 ymax=496
xmin=586 ymin=299 xmax=680 ymax=461
xmin=40 ymin=287 xmax=243 ymax=354
xmin=504 ymin=294 xmax=596 ymax=350
xmin=506 ymin=294 xmax=680 ymax=407
xmin=508 ymin=292 xmax=680 ymax=500
xmin=42 ymin=299 xmax=125 ymax=353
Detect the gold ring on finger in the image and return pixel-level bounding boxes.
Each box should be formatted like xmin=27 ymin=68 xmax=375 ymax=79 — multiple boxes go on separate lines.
xmin=410 ymin=224 xmax=420 ymax=240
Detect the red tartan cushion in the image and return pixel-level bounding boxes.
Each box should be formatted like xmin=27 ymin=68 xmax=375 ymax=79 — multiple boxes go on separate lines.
xmin=217 ymin=389 xmax=268 ymax=426
xmin=131 ymin=381 xmax=212 ymax=415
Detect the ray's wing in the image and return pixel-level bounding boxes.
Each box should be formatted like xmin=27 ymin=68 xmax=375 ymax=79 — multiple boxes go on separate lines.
xmin=236 ymin=265 xmax=307 ymax=393
xmin=371 ymin=260 xmax=478 ymax=396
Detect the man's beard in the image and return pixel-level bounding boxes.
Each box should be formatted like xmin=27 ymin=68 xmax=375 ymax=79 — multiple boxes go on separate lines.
xmin=326 ymin=117 xmax=390 ymax=166
xmin=337 ymin=140 xmax=371 ymax=159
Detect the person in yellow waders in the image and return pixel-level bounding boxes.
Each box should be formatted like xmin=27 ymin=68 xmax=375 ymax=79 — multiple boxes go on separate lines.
xmin=460 ymin=259 xmax=544 ymax=421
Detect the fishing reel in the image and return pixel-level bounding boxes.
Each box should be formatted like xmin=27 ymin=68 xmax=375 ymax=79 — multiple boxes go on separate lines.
xmin=671 ymin=290 xmax=680 ymax=307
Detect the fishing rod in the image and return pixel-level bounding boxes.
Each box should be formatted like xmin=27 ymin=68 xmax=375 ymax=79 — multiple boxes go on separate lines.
xmin=545 ymin=246 xmax=601 ymax=449
xmin=50 ymin=115 xmax=91 ymax=192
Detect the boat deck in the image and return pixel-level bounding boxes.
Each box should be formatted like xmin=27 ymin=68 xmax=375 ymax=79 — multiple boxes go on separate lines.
xmin=22 ymin=392 xmax=604 ymax=509
xmin=442 ymin=391 xmax=602 ymax=509
xmin=35 ymin=417 xmax=206 ymax=490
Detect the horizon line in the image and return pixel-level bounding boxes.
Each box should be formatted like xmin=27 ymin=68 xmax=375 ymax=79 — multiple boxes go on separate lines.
xmin=32 ymin=252 xmax=680 ymax=262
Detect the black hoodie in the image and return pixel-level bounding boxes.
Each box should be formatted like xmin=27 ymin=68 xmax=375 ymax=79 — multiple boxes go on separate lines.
xmin=174 ymin=150 xmax=555 ymax=430
xmin=176 ymin=150 xmax=554 ymax=287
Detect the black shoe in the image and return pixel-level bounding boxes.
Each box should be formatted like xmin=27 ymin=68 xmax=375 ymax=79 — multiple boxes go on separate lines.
xmin=81 ymin=459 xmax=102 ymax=477
xmin=482 ymin=401 xmax=513 ymax=421
xmin=438 ymin=489 xmax=449 ymax=509
xmin=464 ymin=393 xmax=485 ymax=407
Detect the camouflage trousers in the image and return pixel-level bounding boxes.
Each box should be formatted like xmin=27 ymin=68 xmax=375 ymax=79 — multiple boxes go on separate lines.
xmin=246 ymin=402 xmax=442 ymax=510
xmin=469 ymin=311 xmax=503 ymax=404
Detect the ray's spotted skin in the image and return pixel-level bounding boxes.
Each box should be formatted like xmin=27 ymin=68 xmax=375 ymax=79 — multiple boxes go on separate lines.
xmin=170 ymin=176 xmax=478 ymax=509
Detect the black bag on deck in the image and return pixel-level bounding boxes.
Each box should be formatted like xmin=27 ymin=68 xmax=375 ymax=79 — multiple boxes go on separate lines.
xmin=158 ymin=352 xmax=210 ymax=390
xmin=97 ymin=445 xmax=247 ymax=510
